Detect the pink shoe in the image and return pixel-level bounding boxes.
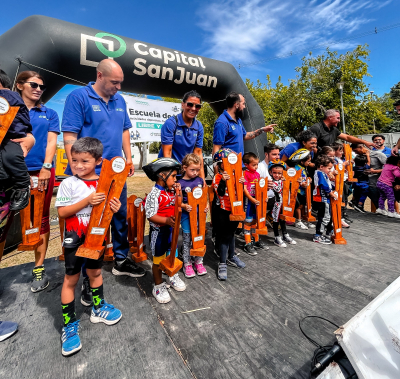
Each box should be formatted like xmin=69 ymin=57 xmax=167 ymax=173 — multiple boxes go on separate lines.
xmin=183 ymin=263 xmax=195 ymax=278
xmin=193 ymin=262 xmax=207 ymax=276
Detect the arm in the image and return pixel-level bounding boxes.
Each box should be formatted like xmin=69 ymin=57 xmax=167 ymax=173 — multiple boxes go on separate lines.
xmin=162 ymin=144 xmax=173 ymax=158
xmin=11 ymin=133 xmax=36 ymax=157
xmin=244 ymin=186 xmax=259 ymax=205
xmin=38 ymin=131 xmax=58 ymax=191
xmin=122 ymin=129 xmax=134 ymax=176
xmin=392 ymin=138 xmax=400 ymax=155
xmin=58 ymin=192 xmax=105 ymax=219
xmin=63 ymin=132 xmax=78 ymax=167
xmin=338 ymin=133 xmax=376 ymax=149
xmin=243 ymin=124 xmax=276 ymax=140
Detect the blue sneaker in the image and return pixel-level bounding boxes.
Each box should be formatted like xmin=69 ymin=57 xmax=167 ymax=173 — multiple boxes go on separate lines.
xmin=0 ymin=321 xmax=18 ymax=342
xmin=90 ymin=300 xmax=122 ymax=325
xmin=217 ymin=263 xmax=227 ymax=281
xmin=227 ymin=255 xmax=246 ymax=268
xmin=61 ymin=320 xmax=81 ymax=356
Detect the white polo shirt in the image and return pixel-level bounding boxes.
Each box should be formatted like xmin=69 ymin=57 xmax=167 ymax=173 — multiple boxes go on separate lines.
xmin=257 ymin=160 xmax=274 ymax=199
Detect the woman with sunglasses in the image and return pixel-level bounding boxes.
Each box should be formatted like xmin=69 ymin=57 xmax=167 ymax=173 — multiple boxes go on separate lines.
xmin=16 ymin=71 xmax=60 ymax=293
xmin=158 ymin=90 xmax=205 ymax=180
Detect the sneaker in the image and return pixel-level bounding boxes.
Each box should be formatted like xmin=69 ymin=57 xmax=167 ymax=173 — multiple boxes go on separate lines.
xmin=283 ymin=234 xmax=297 ymax=245
xmin=376 ymin=208 xmax=387 ymax=216
xmin=61 ymin=320 xmax=81 ymax=356
xmin=295 ymin=220 xmax=308 ymax=230
xmin=394 ymin=213 xmax=400 ymax=219
xmin=227 ymin=255 xmax=246 ymax=268
xmin=168 ymin=273 xmax=186 ymax=291
xmin=31 ymin=265 xmax=49 ymax=293
xmin=387 ymin=212 xmax=400 ymax=219
xmin=341 ymin=218 xmax=350 ymax=228
xmin=307 ymin=222 xmax=316 ymax=228
xmin=253 ymin=240 xmax=268 ymax=250
xmin=218 ymin=263 xmax=227 ymax=280
xmin=193 ymin=262 xmax=207 ymax=276
xmin=152 ymin=283 xmax=171 ymax=303
xmin=90 ymin=300 xmax=122 ymax=325
xmin=353 ymin=204 xmax=365 ymax=213
xmin=243 ymin=243 xmax=257 ymax=256
xmin=112 ymin=258 xmax=145 ymax=277
xmin=10 ymin=188 xmax=30 ymax=211
xmin=274 ymin=237 xmax=287 ymax=248
xmin=183 ymin=263 xmax=196 ymax=278
xmin=0 ymin=321 xmax=18 ymax=342
xmin=313 ymin=234 xmax=332 ymax=244
xmin=344 ymin=216 xmax=353 ymax=223
xmin=80 ymin=277 xmax=92 ymax=307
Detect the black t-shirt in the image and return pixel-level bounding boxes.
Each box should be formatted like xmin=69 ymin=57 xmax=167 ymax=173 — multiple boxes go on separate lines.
xmin=309 ymin=121 xmax=341 ymax=149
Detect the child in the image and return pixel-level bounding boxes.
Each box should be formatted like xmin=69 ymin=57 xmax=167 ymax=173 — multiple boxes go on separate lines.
xmin=351 ymin=154 xmax=370 ymax=213
xmin=178 ymin=153 xmax=208 ymax=278
xmin=55 ymin=137 xmax=122 ymax=357
xmin=0 ymin=69 xmax=33 ymax=211
xmin=268 ymin=160 xmax=297 ymax=247
xmin=288 ymin=148 xmax=314 ymax=230
xmin=143 ymin=157 xmax=186 ymax=303
xmin=376 ymin=155 xmax=400 ymax=218
xmin=243 ymin=152 xmax=267 ymax=255
xmin=312 ymin=155 xmax=337 ymax=244
xmin=212 ymin=149 xmax=246 ymax=280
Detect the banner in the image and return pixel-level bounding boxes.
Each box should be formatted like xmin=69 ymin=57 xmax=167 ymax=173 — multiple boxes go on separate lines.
xmin=122 ymin=95 xmax=181 ymax=142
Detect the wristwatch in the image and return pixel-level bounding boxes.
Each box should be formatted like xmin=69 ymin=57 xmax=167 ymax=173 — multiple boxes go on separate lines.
xmin=42 ymin=163 xmax=52 ymax=169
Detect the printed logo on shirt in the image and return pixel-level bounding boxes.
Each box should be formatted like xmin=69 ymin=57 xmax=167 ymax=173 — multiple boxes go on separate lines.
xmin=230 ymin=124 xmax=236 ymax=130
xmin=39 ymin=115 xmax=47 ymax=119
xmin=92 ymin=105 xmax=101 ymax=112
xmin=56 ymin=196 xmax=71 ymax=202
xmin=116 ymin=108 xmax=124 ymax=112
xmin=176 ymin=130 xmax=183 ymax=136
xmin=193 ymin=133 xmax=198 ymax=137
xmin=64 ymin=238 xmax=73 ymax=244
xmin=185 ymin=187 xmax=192 ymax=193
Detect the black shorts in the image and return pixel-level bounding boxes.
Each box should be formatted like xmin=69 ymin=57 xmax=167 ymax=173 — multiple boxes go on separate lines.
xmin=64 ymin=246 xmax=104 ymax=276
xmin=296 ymin=193 xmax=306 ymax=207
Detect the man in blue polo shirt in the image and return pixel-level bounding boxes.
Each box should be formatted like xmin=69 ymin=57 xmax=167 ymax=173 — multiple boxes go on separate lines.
xmin=212 ymin=92 xmax=276 ymax=159
xmin=371 ymin=134 xmax=391 ymax=158
xmin=62 ymin=59 xmax=145 ymax=286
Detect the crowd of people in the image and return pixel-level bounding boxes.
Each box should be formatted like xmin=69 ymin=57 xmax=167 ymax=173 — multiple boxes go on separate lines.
xmin=0 ymin=59 xmax=399 ymax=359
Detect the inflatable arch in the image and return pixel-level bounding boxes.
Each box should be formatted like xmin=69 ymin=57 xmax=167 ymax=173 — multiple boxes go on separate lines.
xmin=0 ymin=15 xmax=268 ymax=156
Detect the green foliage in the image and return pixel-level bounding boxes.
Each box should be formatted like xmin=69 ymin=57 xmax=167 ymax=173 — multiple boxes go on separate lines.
xmin=149 ymin=142 xmax=161 ymax=154
xmin=382 ymin=81 xmax=400 ymax=133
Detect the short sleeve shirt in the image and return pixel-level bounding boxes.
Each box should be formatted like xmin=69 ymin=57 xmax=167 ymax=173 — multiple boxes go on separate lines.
xmin=256 ymin=160 xmax=274 ymax=198
xmin=55 ymin=176 xmax=98 ymax=248
xmin=145 ymin=184 xmax=176 ymax=227
xmin=61 ymin=82 xmax=132 ymax=175
xmin=309 ymin=121 xmax=341 ymax=149
xmin=25 ymin=105 xmax=60 ymax=171
xmin=157 ymin=113 xmax=204 ymax=164
xmin=213 ymin=110 xmax=247 ymax=155
xmin=178 ymin=176 xmax=204 ymax=204
xmin=0 ymin=90 xmax=32 ymax=138
xmin=212 ymin=173 xmax=231 ymax=211
xmin=368 ymin=150 xmax=387 ymax=187
xmin=280 ymin=142 xmax=314 ymax=160
xmin=372 ymin=146 xmax=391 ymax=158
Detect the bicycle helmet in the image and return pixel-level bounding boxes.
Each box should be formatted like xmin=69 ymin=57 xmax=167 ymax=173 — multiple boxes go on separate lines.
xmin=143 ymin=158 xmax=181 ymax=182
xmin=268 ymin=159 xmax=286 ymax=172
xmin=288 ymin=148 xmax=311 ymax=166
xmin=213 ymin=148 xmax=235 ymax=164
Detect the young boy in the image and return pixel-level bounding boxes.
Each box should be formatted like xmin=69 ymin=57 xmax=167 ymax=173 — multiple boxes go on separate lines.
xmin=212 ymin=149 xmax=246 ymax=280
xmin=243 ymin=152 xmax=267 ymax=255
xmin=351 ymin=154 xmax=371 ymax=213
xmin=0 ymin=69 xmax=34 ymax=211
xmin=143 ymin=157 xmax=186 ymax=304
xmin=268 ymin=160 xmax=297 ymax=247
xmin=55 ymin=137 xmax=122 ymax=357
xmin=312 ymin=155 xmax=337 ymax=244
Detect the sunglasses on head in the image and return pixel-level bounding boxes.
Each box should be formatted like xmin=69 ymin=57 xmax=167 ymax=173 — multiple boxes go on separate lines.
xmin=26 ymin=82 xmax=46 ymax=91
xmin=186 ymin=102 xmax=202 ymax=110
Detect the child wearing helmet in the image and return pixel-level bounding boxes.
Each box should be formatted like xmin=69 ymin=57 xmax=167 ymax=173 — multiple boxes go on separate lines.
xmin=143 ymin=158 xmax=186 ymax=304
xmin=212 ymin=149 xmax=246 ymax=280
xmin=288 ymin=149 xmax=314 ymax=230
xmin=268 ymin=160 xmax=297 ymax=247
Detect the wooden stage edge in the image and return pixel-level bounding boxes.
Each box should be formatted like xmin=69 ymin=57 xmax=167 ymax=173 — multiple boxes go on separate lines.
xmin=0 ymin=209 xmax=399 ymax=379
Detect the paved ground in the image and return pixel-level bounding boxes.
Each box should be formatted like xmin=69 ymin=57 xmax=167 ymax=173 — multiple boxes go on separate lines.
xmin=0 ymin=210 xmax=398 ymax=379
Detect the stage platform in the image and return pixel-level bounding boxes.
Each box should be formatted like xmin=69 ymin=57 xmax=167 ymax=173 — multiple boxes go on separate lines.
xmin=1 ymin=210 xmax=399 ymax=379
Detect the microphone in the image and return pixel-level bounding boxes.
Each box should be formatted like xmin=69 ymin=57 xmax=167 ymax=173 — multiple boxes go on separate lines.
xmin=311 ymin=343 xmax=342 ymax=374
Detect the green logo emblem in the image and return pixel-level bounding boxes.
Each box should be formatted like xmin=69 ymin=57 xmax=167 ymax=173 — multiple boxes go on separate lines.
xmin=94 ymin=32 xmax=126 ymax=58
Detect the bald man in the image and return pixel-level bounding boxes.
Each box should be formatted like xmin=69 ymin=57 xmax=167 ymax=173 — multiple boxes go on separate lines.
xmin=62 ymin=59 xmax=145 ymax=303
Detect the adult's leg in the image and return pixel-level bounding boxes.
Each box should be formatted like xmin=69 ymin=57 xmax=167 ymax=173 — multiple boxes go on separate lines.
xmin=368 ymin=186 xmax=380 ymax=209
xmin=111 ymin=183 xmax=129 ymax=260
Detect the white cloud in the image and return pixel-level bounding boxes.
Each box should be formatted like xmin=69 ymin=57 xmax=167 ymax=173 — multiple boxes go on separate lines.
xmin=198 ymin=0 xmax=392 ymax=64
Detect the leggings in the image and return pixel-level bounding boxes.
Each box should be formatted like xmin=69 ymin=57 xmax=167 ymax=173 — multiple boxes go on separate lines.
xmin=273 ymin=219 xmax=287 ymax=237
xmin=315 ymin=202 xmax=333 ymax=236
xmin=377 ymin=181 xmax=396 ymax=213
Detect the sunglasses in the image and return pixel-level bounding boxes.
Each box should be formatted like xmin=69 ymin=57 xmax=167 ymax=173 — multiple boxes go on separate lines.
xmin=26 ymin=82 xmax=47 ymax=91
xmin=186 ymin=102 xmax=202 ymax=110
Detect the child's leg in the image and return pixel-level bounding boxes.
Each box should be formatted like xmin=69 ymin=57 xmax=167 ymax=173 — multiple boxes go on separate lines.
xmin=152 ymin=263 xmax=163 ymax=285
xmin=295 ymin=207 xmax=302 ymax=220
xmin=86 ymin=268 xmax=103 ymax=309
xmin=243 ymin=223 xmax=252 ymax=244
xmin=180 ymin=212 xmax=192 ymax=265
xmin=279 ymin=220 xmax=287 ymax=236
xmin=377 ymin=182 xmax=388 ymax=210
xmin=315 ymin=202 xmax=326 ymax=235
xmin=251 ymin=226 xmax=259 ymax=242
xmin=273 ymin=221 xmax=280 ymax=237
xmin=61 ymin=273 xmax=80 ymax=326
xmin=0 ymin=140 xmax=30 ymax=189
xmin=385 ymin=186 xmax=396 ymax=213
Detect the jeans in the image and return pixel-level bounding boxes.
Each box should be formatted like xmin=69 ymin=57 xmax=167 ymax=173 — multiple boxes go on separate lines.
xmin=111 ymin=183 xmax=129 ymax=260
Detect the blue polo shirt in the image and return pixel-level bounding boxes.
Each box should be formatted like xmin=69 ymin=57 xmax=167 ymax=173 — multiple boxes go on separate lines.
xmin=373 ymin=146 xmax=391 ymax=158
xmin=213 ymin=110 xmax=247 ymax=155
xmin=280 ymin=142 xmax=314 ymax=160
xmin=157 ymin=112 xmax=203 ymax=164
xmin=25 ymin=105 xmax=60 ymax=171
xmin=61 ymin=82 xmax=132 ymax=174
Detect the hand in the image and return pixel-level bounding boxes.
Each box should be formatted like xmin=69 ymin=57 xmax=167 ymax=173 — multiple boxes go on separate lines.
xmin=239 ymin=175 xmax=245 ymax=184
xmin=267 ymin=179 xmax=274 ymax=189
xmin=394 ymin=185 xmax=400 ymax=191
xmin=174 ymin=183 xmax=181 ymax=191
xmin=364 ymin=141 xmax=377 ymax=149
xmin=329 ymin=191 xmax=338 ymax=201
xmin=165 ymin=216 xmax=175 ymax=227
xmin=251 ymin=198 xmax=260 ymax=206
xmin=183 ymin=204 xmax=192 ymax=212
xmin=221 ymin=171 xmax=230 ymax=181
xmin=126 ymin=160 xmax=135 ymax=177
xmin=261 ymin=124 xmax=277 ymax=133
xmin=362 ymin=147 xmax=370 ymax=155
xmin=11 ymin=134 xmax=35 ymax=157
xmin=37 ymin=168 xmax=51 ymax=191
xmin=392 ymin=145 xmax=399 ymax=156
xmin=369 ymin=168 xmax=378 ymax=174
xmin=109 ymin=197 xmax=121 ymax=213
xmin=88 ymin=192 xmax=106 ymax=206
xmin=301 ymin=182 xmax=308 ymax=188
xmin=204 ymin=206 xmax=209 ymax=213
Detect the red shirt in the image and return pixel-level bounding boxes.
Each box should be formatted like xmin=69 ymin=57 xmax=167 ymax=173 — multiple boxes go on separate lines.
xmin=144 ymin=184 xmax=175 ymax=226
xmin=244 ymin=169 xmax=260 ymax=197
xmin=213 ymin=173 xmax=231 ymax=211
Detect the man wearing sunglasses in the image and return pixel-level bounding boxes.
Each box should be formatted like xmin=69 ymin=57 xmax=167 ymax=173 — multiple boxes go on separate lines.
xmin=212 ymin=92 xmax=276 ymax=160
xmin=158 ymin=90 xmax=205 ymax=180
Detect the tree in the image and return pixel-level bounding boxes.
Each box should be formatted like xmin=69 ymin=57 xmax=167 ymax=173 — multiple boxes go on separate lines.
xmin=134 ymin=142 xmax=146 ymax=169
xmin=382 ymin=81 xmax=400 ymax=133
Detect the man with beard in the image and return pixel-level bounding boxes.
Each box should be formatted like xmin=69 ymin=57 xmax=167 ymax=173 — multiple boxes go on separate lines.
xmin=372 ymin=134 xmax=391 ymax=157
xmin=212 ymin=92 xmax=275 ymax=159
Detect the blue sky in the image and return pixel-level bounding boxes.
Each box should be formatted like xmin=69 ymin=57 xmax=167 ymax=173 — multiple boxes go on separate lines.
xmin=1 ymin=0 xmax=399 ymax=133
